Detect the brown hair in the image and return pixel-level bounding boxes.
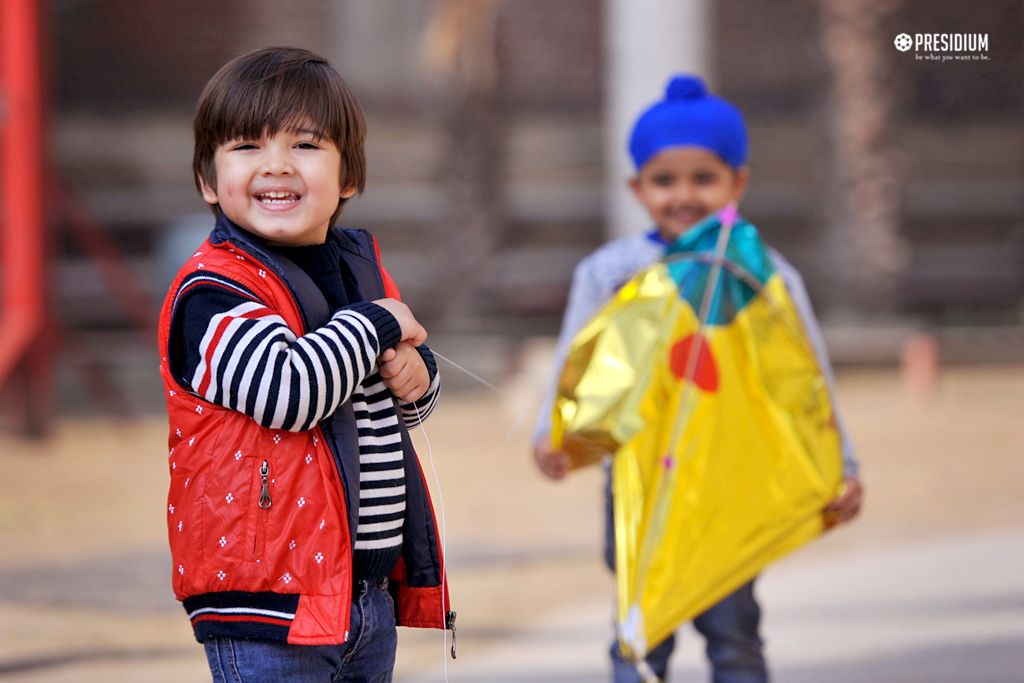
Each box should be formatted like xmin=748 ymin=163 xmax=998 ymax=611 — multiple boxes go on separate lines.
xmin=192 ymin=47 xmax=366 ymax=218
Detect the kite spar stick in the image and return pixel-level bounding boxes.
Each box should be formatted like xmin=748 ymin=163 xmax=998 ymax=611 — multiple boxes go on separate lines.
xmin=620 ymin=203 xmax=739 ymax=677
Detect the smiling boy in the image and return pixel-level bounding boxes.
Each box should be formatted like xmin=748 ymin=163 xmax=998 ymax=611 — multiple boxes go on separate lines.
xmin=532 ymin=75 xmax=862 ymax=683
xmin=197 ymin=125 xmax=358 ymax=247
xmin=158 ymin=47 xmax=452 ymax=682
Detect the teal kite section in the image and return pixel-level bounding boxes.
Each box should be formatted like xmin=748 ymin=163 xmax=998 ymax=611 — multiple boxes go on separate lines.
xmin=662 ymin=212 xmax=776 ymax=326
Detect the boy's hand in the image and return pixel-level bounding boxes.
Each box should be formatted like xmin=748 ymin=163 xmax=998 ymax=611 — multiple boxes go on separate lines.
xmin=379 ymin=342 xmax=430 ymax=403
xmin=533 ymin=440 xmax=571 ymax=481
xmin=373 ymin=298 xmax=427 ymax=346
xmin=823 ymin=477 xmax=864 ymax=530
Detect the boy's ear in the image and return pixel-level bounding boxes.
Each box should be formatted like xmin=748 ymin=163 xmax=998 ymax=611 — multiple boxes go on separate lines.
xmin=627 ymin=176 xmax=641 ymax=197
xmin=198 ymin=175 xmax=219 ymax=205
xmin=732 ymin=167 xmax=750 ymax=202
xmin=340 ymin=184 xmax=358 ymax=200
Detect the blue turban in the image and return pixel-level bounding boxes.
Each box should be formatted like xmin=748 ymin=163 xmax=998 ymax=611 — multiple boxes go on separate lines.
xmin=628 ymin=75 xmax=748 ymax=170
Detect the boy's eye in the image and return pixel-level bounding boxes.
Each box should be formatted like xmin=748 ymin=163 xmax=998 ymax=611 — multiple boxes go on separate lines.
xmin=230 ymin=142 xmax=258 ymax=151
xmin=295 ymin=141 xmax=321 ymax=150
xmin=651 ymin=174 xmax=675 ymax=187
xmin=694 ymin=171 xmax=719 ymax=185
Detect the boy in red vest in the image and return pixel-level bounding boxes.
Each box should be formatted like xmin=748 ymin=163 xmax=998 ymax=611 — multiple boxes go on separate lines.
xmin=158 ymin=47 xmax=451 ymax=682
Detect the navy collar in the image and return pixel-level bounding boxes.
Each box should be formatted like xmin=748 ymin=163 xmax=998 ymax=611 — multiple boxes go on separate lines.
xmin=210 ymin=212 xmax=281 ymax=269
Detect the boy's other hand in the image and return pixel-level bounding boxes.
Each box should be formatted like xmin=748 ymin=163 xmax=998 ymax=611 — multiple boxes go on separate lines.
xmin=379 ymin=342 xmax=430 ymax=403
xmin=823 ymin=476 xmax=864 ymax=530
xmin=373 ymin=298 xmax=427 ymax=346
xmin=533 ymin=440 xmax=571 ymax=480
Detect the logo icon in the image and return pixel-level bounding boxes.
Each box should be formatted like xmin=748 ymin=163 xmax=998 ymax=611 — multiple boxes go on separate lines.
xmin=894 ymin=33 xmax=913 ymax=52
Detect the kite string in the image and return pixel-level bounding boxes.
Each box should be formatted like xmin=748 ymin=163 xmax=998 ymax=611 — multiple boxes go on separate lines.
xmin=411 ymin=400 xmax=450 ymax=682
xmin=431 ymin=350 xmax=508 ymax=397
xmin=431 ymin=350 xmax=532 ymax=442
xmin=407 ymin=347 xmax=536 ymax=680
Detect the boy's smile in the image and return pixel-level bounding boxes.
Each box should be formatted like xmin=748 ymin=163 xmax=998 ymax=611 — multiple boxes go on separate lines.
xmin=200 ymin=127 xmax=356 ymax=246
xmin=254 ymin=189 xmax=301 ymax=208
xmin=629 ymin=147 xmax=748 ymax=242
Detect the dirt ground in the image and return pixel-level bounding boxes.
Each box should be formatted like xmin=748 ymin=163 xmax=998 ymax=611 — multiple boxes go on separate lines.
xmin=0 ymin=364 xmax=1022 ymax=681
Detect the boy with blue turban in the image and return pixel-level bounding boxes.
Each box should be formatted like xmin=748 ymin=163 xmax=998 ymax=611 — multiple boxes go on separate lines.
xmin=532 ymin=75 xmax=863 ymax=682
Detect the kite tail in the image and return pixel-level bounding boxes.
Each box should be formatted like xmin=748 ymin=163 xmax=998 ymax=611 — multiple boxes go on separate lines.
xmin=635 ymin=659 xmax=662 ymax=682
xmin=619 ymin=598 xmax=663 ymax=682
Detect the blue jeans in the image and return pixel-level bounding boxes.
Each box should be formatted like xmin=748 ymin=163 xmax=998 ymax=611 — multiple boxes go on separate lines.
xmin=605 ymin=468 xmax=767 ymax=683
xmin=609 ymin=581 xmax=767 ymax=683
xmin=203 ymin=579 xmax=397 ymax=683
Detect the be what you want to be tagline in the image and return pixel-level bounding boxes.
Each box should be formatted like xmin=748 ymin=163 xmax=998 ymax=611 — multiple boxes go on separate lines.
xmin=894 ymin=33 xmax=991 ymax=62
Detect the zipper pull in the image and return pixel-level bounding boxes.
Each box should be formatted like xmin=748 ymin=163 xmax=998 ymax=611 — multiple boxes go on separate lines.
xmin=446 ymin=610 xmax=457 ymax=659
xmin=258 ymin=460 xmax=272 ymax=509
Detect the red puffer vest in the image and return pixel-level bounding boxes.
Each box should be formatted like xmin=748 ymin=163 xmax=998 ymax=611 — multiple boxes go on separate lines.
xmin=157 ymin=218 xmax=450 ymax=645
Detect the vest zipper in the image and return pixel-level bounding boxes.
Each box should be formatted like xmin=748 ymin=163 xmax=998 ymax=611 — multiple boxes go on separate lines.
xmin=258 ymin=459 xmax=272 ymax=509
xmin=253 ymin=459 xmax=271 ymax=560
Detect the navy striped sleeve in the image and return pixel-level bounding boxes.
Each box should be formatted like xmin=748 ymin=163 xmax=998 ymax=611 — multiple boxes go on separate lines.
xmin=398 ymin=344 xmax=441 ymax=427
xmin=167 ymin=270 xmax=400 ymax=432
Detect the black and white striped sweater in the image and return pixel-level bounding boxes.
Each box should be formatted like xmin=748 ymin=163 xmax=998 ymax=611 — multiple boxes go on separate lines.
xmin=168 ymin=248 xmax=438 ymax=579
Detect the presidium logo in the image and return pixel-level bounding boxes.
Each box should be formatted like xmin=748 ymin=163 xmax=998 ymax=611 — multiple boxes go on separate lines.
xmin=894 ymin=32 xmax=991 ymax=61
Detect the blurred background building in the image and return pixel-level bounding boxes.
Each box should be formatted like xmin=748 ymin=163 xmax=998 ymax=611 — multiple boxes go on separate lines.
xmin=1 ymin=0 xmax=1021 ymax=432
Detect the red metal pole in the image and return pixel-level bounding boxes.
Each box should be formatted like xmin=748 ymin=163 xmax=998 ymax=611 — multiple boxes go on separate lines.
xmin=0 ymin=0 xmax=46 ymax=390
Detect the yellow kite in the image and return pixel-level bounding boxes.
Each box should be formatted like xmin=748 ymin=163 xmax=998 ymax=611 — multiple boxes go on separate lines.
xmin=551 ymin=207 xmax=844 ymax=671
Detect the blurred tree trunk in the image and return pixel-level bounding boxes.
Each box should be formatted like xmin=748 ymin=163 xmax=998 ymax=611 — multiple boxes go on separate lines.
xmin=818 ymin=0 xmax=908 ymax=316
xmin=422 ymin=0 xmax=505 ymax=331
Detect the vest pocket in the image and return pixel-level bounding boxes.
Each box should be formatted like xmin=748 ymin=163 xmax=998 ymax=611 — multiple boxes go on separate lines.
xmin=202 ymin=449 xmax=256 ymax=563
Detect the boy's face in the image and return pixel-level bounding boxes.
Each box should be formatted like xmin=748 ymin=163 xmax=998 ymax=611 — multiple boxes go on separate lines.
xmin=199 ymin=126 xmax=356 ymax=246
xmin=629 ymin=147 xmax=748 ymax=242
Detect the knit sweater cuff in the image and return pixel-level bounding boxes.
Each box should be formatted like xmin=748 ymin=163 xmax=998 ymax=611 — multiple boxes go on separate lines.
xmin=348 ymin=302 xmax=402 ymax=352
xmin=417 ymin=345 xmax=438 ymax=381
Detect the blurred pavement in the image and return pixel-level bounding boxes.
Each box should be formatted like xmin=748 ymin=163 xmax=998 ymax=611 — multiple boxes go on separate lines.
xmin=406 ymin=530 xmax=1024 ymax=683
xmin=1 ymin=365 xmax=1022 ymax=682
